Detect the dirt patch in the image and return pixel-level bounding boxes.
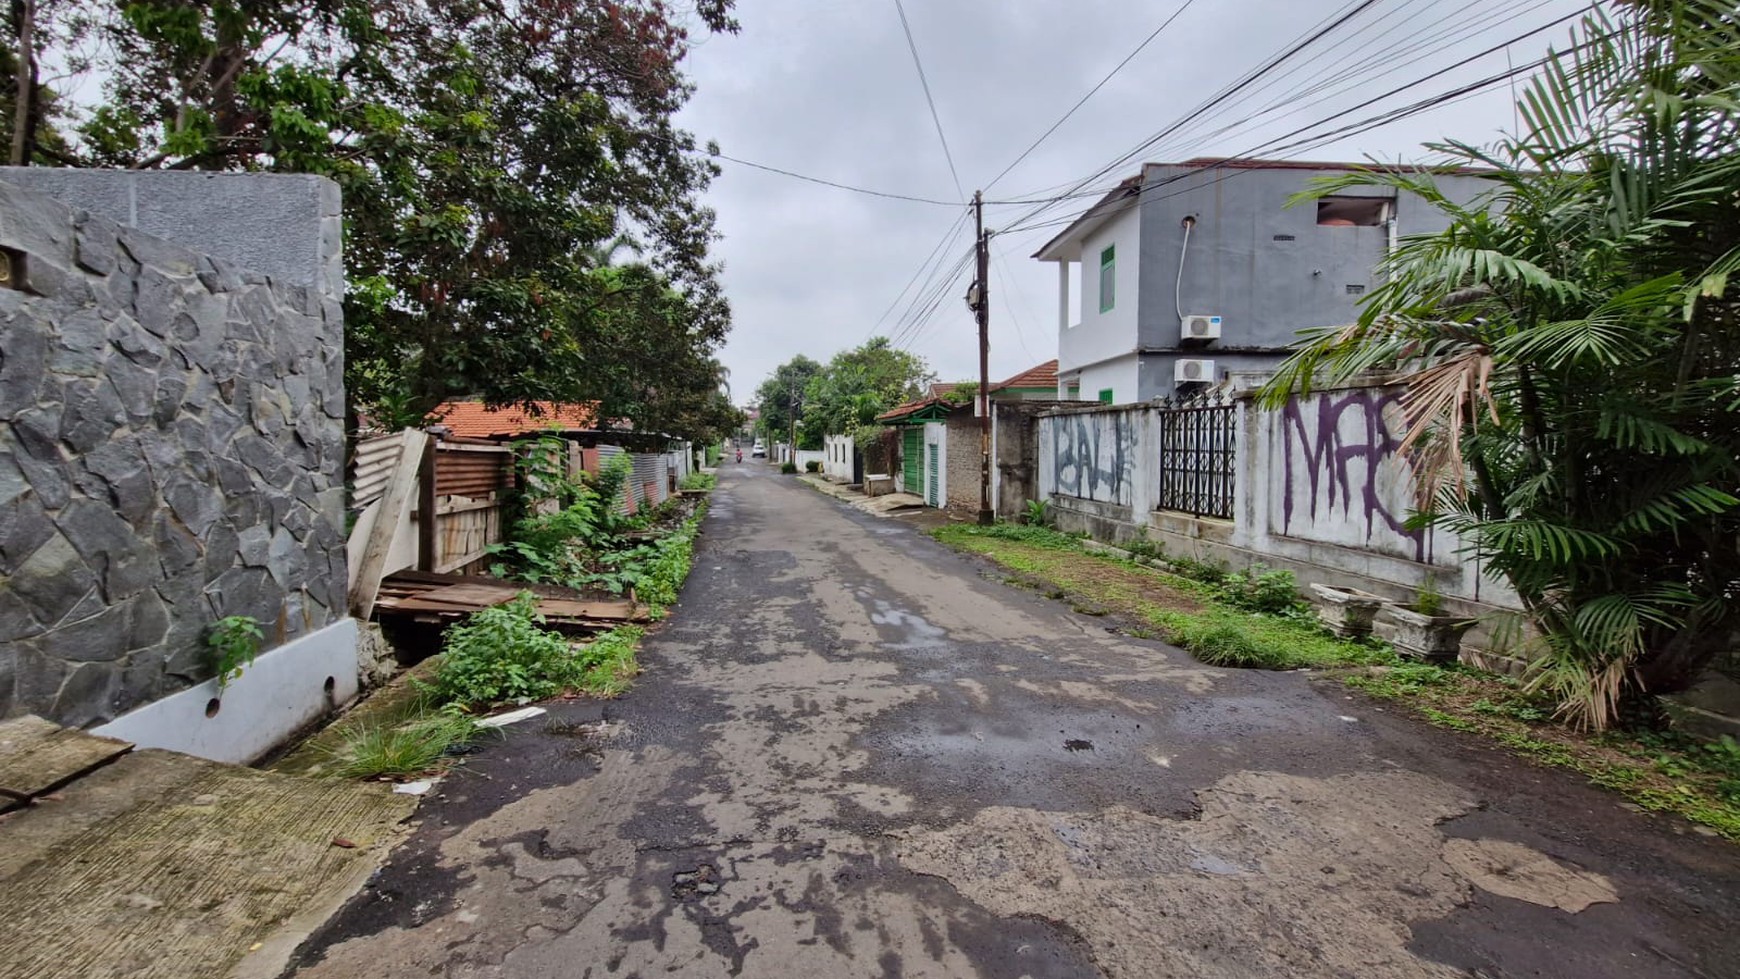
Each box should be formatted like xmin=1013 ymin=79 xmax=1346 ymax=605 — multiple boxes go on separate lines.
xmin=1441 ymin=838 xmax=1617 ymax=912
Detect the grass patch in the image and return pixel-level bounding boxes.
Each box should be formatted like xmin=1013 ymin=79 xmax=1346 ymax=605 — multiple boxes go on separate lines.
xmin=934 ymin=521 xmax=1740 ymax=841
xmin=321 ymin=710 xmax=486 ymax=779
xmin=678 ymin=471 xmax=717 ymax=491
xmin=934 ymin=523 xmax=1385 ymax=671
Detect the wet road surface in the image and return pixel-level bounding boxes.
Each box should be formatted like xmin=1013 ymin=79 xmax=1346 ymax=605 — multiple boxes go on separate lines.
xmin=286 ymin=464 xmax=1740 ymax=978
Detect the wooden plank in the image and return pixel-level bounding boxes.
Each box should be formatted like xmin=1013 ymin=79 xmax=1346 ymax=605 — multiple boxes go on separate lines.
xmin=436 ymin=497 xmax=500 ymax=516
xmin=533 ymin=598 xmax=644 ymax=621
xmin=350 ymin=429 xmax=429 ymax=620
xmin=417 ymin=435 xmax=438 ymax=572
xmin=0 ymin=715 xmax=132 ymax=804
xmin=434 ymin=546 xmax=496 ymax=576
xmin=434 ymin=441 xmax=514 ymax=453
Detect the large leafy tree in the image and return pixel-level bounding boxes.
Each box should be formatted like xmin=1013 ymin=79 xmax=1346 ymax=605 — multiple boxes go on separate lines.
xmin=801 ymin=337 xmax=934 ymax=439
xmin=1263 ymin=0 xmax=1740 ymax=729
xmin=7 ymin=0 xmax=740 ymax=441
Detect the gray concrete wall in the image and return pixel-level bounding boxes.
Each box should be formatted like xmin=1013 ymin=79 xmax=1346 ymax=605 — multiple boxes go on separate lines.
xmin=0 ymin=168 xmax=342 ymax=299
xmin=1032 ymin=387 xmax=1520 ymax=613
xmin=1128 ymin=163 xmax=1491 ymax=399
xmin=944 ymin=412 xmax=981 ymax=511
xmin=0 ymin=175 xmax=347 ymax=728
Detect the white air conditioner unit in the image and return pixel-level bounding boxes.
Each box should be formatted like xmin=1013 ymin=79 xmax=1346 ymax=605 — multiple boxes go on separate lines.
xmin=1175 ymin=358 xmax=1216 ymax=384
xmin=1181 ymin=314 xmax=1222 ymax=343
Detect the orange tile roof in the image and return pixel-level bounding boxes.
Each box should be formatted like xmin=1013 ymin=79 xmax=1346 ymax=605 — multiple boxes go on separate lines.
xmin=875 ymin=396 xmax=947 ymax=423
xmin=432 ymin=400 xmax=598 ymax=438
xmin=928 ymin=382 xmax=958 ymax=398
xmin=992 ymin=359 xmax=1058 ymax=392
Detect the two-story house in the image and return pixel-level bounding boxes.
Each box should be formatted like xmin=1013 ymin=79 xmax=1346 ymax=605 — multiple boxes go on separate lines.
xmin=1033 ymin=158 xmax=1491 ymax=403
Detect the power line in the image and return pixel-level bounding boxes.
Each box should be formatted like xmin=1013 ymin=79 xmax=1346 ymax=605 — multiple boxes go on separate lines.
xmin=867 ymin=208 xmax=972 ymax=340
xmin=892 ymin=0 xmax=966 ymax=201
xmin=994 ymin=5 xmax=1593 ymax=241
xmin=704 ymin=148 xmax=960 ymax=206
xmin=983 ymin=0 xmax=1200 ymax=192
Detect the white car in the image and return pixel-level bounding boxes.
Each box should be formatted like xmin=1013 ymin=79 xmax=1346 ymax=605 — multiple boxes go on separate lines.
xmin=751 ymin=441 xmax=766 ymax=458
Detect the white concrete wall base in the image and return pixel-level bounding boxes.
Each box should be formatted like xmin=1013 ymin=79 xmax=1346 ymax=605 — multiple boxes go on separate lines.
xmin=94 ymin=618 xmax=361 ymax=764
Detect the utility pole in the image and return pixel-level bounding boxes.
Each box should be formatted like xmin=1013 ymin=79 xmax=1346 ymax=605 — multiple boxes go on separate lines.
xmin=972 ymin=190 xmax=993 ymax=526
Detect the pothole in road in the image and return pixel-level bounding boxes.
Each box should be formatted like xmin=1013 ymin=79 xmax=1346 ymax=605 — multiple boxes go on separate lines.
xmin=672 ymin=864 xmax=722 ymax=900
xmin=1063 ymin=739 xmax=1095 ymax=753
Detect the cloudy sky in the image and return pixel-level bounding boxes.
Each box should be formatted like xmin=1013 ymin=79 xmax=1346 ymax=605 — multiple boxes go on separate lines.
xmin=673 ymin=0 xmax=1593 ymax=399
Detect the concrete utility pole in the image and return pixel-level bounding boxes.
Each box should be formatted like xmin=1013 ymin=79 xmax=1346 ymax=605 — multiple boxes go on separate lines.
xmin=972 ymin=190 xmax=993 ymax=526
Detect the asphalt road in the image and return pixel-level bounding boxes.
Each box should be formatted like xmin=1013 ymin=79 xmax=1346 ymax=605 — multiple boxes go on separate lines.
xmin=286 ymin=463 xmax=1740 ymax=978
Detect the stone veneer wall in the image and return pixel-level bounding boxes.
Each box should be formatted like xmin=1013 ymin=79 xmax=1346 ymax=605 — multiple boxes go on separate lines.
xmin=0 ymin=176 xmax=346 ymax=727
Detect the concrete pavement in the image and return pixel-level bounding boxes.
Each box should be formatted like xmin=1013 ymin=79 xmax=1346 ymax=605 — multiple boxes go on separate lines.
xmin=285 ymin=463 xmax=1740 ymax=978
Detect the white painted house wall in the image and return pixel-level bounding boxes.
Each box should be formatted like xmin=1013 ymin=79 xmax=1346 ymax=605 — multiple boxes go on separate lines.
xmin=1074 ymin=356 xmax=1141 ymax=406
xmin=822 ymin=434 xmax=855 ymax=480
xmin=1057 ymin=203 xmax=1142 ymax=399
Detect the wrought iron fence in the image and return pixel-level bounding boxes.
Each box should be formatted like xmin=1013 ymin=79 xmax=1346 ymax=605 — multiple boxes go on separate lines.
xmin=1155 ymin=394 xmax=1236 ymax=518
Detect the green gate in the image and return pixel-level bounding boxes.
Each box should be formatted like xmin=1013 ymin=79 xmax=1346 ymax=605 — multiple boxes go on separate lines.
xmin=902 ymin=427 xmax=921 ymax=494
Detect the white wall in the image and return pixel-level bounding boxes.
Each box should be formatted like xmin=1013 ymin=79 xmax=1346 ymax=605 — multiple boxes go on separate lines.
xmin=1074 ymin=355 xmax=1141 ymax=406
xmin=1058 ymin=204 xmax=1142 ymax=377
xmin=95 ymin=619 xmax=360 ymax=764
xmin=822 ymin=434 xmax=855 ymax=480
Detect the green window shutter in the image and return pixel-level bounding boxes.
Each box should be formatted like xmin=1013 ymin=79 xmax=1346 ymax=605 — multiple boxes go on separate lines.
xmin=1098 ymin=245 xmax=1115 ymax=312
xmin=1098 ymin=388 xmax=1114 ymax=404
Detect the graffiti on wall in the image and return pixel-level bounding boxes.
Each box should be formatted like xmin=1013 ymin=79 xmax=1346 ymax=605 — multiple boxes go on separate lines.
xmin=1276 ymin=389 xmax=1432 ymax=563
xmin=1048 ymin=410 xmax=1135 ymax=507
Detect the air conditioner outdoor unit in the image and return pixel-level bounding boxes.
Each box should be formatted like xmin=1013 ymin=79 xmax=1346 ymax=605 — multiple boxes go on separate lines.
xmin=1180 ymin=314 xmax=1222 ymax=343
xmin=1175 ymin=358 xmax=1216 ymax=384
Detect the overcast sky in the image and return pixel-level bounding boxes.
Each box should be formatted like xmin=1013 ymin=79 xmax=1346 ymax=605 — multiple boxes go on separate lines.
xmin=674 ymin=0 xmax=1593 ymax=399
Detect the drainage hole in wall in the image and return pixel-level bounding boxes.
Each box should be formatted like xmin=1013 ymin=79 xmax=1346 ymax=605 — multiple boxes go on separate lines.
xmin=322 ymin=676 xmax=337 ymax=707
xmin=205 ymin=698 xmax=221 ymax=718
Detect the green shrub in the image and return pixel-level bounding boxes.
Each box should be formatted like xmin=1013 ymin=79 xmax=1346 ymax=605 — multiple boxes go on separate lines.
xmin=1023 ymin=499 xmax=1049 ymax=527
xmin=1213 ymin=564 xmax=1304 ymax=615
xmin=431 ymin=593 xmax=596 ymax=706
xmin=780 ymin=461 xmax=798 ymax=474
xmin=638 ymin=505 xmax=705 ymax=612
xmin=805 ymin=460 xmax=822 ymax=473
xmin=679 ymin=471 xmax=717 ymax=491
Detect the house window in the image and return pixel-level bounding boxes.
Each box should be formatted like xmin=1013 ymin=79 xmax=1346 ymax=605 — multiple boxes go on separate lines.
xmin=1098 ymin=388 xmax=1114 ymax=404
xmin=1098 ymin=245 xmax=1115 ymax=312
xmin=1316 ymin=197 xmax=1389 ymax=227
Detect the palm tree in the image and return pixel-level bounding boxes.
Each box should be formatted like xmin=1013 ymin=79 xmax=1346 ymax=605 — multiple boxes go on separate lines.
xmin=1262 ymin=0 xmax=1740 ymax=730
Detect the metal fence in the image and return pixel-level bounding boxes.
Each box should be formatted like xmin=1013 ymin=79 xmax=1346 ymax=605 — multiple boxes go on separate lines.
xmin=1156 ymin=395 xmax=1236 ymax=518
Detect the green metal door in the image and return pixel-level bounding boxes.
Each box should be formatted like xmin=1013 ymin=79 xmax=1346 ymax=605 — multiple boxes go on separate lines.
xmin=902 ymin=427 xmax=921 ymax=494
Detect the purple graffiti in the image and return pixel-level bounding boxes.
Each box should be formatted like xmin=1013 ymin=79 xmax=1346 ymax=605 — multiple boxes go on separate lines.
xmin=1280 ymin=391 xmax=1429 ymax=563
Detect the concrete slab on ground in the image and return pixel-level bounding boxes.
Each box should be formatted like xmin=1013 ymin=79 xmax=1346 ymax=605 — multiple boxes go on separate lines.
xmin=0 ymin=747 xmax=415 ymax=979
xmin=0 ymin=715 xmax=131 ymax=808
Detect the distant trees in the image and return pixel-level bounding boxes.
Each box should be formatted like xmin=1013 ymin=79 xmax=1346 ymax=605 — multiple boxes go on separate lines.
xmin=1 ymin=0 xmax=741 ymax=443
xmin=756 ymin=340 xmax=934 ymax=449
xmin=1262 ymin=1 xmax=1740 ymax=729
